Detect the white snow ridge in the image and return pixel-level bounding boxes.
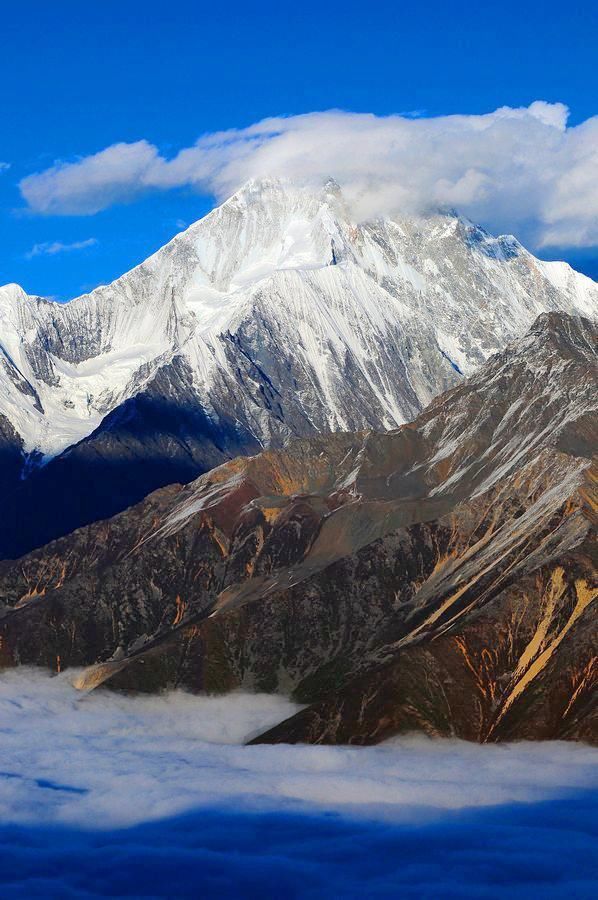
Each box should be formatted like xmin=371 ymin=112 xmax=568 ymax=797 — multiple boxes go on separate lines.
xmin=1 ymin=177 xmax=596 ymax=459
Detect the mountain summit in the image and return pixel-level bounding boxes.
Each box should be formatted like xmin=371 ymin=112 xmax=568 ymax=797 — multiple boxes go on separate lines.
xmin=1 ymin=178 xmax=596 ymax=557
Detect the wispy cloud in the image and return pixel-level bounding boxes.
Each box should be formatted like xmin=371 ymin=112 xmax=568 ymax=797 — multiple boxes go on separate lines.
xmin=0 ymin=161 xmax=10 ymax=172
xmin=17 ymin=101 xmax=598 ymax=250
xmin=25 ymin=237 xmax=98 ymax=259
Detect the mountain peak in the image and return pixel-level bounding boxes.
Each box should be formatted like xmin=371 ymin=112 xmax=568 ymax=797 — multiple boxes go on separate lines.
xmin=0 ymin=180 xmax=595 ymax=483
xmin=221 ymin=175 xmax=325 ymax=207
xmin=0 ymin=282 xmax=30 ymax=311
xmin=530 ymin=309 xmax=594 ymax=335
xmin=522 ymin=311 xmax=597 ymax=368
xmin=211 ymin=176 xmax=350 ymax=230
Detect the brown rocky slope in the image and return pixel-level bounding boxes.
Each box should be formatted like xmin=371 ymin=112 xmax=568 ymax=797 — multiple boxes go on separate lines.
xmin=0 ymin=312 xmax=596 ymax=744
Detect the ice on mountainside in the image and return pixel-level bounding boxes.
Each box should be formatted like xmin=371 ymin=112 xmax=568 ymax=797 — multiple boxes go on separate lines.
xmin=1 ymin=177 xmax=596 ymax=460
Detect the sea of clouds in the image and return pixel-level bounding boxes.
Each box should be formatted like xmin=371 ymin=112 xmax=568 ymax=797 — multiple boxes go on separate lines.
xmin=1 ymin=668 xmax=597 ymax=898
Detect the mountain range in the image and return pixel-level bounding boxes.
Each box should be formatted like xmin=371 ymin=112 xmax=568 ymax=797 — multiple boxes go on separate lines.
xmin=1 ymin=307 xmax=595 ymax=743
xmin=1 ymin=177 xmax=596 ymax=558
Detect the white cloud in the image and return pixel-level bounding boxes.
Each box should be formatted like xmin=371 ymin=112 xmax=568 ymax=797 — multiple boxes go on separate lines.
xmin=0 ymin=161 xmax=10 ymax=172
xmin=25 ymin=237 xmax=98 ymax=259
xmin=0 ymin=668 xmax=596 ymax=830
xmin=1 ymin=669 xmax=597 ymax=898
xmin=20 ymin=141 xmax=162 ymax=216
xmin=18 ymin=102 xmax=598 ymax=250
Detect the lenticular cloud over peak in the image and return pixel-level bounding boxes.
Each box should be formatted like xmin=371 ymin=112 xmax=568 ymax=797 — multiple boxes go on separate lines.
xmin=19 ymin=102 xmax=598 ymax=251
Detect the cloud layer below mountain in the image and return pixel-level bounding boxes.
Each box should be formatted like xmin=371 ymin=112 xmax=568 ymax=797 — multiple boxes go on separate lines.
xmin=1 ymin=669 xmax=597 ymax=897
xmin=2 ymin=668 xmax=597 ymax=829
xmin=19 ymin=102 xmax=598 ymax=251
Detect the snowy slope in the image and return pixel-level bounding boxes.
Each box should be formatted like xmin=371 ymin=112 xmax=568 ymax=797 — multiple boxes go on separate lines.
xmin=1 ymin=177 xmax=596 ymax=461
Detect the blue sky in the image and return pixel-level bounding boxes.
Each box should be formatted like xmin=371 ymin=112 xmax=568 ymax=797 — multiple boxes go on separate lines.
xmin=1 ymin=0 xmax=597 ymax=300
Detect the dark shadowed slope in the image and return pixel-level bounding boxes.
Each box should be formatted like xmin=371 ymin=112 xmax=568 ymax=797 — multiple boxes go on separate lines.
xmin=0 ymin=313 xmax=596 ymax=743
xmin=0 ymin=358 xmax=262 ymax=559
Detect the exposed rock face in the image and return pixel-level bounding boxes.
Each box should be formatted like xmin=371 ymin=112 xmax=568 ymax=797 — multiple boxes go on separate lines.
xmin=1 ymin=179 xmax=597 ymax=557
xmin=0 ymin=413 xmax=25 ymax=503
xmin=0 ymin=313 xmax=595 ymax=744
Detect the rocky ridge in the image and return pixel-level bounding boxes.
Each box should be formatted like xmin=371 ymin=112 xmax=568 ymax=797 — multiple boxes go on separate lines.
xmin=0 ymin=312 xmax=595 ymax=744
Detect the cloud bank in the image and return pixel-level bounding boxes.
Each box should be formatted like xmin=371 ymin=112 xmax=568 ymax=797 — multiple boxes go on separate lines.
xmin=19 ymin=102 xmax=598 ymax=250
xmin=1 ymin=670 xmax=597 ymax=897
xmin=1 ymin=669 xmax=597 ymax=827
xmin=24 ymin=237 xmax=98 ymax=259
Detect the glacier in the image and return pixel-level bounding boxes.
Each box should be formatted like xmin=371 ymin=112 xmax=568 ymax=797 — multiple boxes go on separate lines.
xmin=1 ymin=176 xmax=596 ymax=465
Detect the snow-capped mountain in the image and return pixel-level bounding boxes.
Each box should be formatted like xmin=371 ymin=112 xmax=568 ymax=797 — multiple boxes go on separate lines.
xmin=2 ymin=177 xmax=596 ymax=458
xmin=0 ymin=177 xmax=596 ymax=557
